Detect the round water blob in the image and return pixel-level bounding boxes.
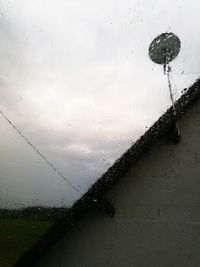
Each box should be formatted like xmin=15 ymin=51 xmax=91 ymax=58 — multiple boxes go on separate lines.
xmin=149 ymin=32 xmax=181 ymax=64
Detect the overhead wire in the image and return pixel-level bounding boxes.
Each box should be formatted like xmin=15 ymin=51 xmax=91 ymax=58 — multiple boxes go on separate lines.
xmin=0 ymin=109 xmax=82 ymax=196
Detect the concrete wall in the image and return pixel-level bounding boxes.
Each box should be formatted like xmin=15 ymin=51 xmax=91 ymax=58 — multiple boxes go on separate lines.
xmin=36 ymin=99 xmax=200 ymax=267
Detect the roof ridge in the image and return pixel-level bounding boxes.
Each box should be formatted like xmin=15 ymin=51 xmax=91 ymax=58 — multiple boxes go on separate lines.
xmin=14 ymin=78 xmax=200 ymax=267
xmin=79 ymin=78 xmax=200 ymax=203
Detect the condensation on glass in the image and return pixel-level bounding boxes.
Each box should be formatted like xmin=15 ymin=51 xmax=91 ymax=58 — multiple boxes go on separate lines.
xmin=0 ymin=1 xmax=200 ymax=265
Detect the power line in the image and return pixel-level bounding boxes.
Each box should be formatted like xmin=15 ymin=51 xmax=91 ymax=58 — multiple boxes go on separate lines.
xmin=0 ymin=109 xmax=82 ymax=195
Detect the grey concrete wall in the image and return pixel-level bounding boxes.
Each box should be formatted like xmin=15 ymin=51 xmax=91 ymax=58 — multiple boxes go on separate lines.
xmin=36 ymin=100 xmax=200 ymax=267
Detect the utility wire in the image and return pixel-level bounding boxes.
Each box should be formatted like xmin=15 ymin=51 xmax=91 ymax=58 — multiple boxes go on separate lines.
xmin=0 ymin=109 xmax=82 ymax=195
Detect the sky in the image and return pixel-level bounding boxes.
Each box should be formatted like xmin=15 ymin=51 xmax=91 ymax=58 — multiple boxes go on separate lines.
xmin=0 ymin=0 xmax=200 ymax=208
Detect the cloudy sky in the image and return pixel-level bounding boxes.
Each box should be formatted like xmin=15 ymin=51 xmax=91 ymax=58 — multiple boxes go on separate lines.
xmin=0 ymin=0 xmax=200 ymax=208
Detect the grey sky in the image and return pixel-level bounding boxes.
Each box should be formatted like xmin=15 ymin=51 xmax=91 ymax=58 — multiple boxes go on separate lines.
xmin=0 ymin=0 xmax=200 ymax=208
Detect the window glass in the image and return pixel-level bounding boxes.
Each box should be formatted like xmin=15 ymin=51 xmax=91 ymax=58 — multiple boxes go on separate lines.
xmin=0 ymin=1 xmax=199 ymax=265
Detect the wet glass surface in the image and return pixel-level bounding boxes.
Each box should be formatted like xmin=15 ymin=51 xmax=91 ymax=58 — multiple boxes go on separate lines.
xmin=0 ymin=1 xmax=200 ymax=264
xmin=1 ymin=0 xmax=200 ymax=208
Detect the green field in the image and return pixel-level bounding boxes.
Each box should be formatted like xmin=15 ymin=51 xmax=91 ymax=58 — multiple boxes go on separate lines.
xmin=0 ymin=219 xmax=53 ymax=267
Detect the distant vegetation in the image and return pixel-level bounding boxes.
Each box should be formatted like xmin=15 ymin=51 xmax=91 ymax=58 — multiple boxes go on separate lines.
xmin=0 ymin=206 xmax=69 ymax=221
xmin=0 ymin=219 xmax=53 ymax=267
xmin=0 ymin=207 xmax=69 ymax=266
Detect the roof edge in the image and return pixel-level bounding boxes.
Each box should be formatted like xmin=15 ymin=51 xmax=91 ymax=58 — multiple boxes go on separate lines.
xmin=14 ymin=78 xmax=200 ymax=267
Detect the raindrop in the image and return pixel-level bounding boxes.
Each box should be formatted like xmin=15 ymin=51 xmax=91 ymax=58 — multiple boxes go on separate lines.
xmin=181 ymin=88 xmax=187 ymax=94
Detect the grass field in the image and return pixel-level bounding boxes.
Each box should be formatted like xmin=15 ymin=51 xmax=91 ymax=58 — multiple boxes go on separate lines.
xmin=0 ymin=219 xmax=53 ymax=267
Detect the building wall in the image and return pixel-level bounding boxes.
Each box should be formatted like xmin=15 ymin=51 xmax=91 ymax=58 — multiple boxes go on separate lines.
xmin=36 ymin=99 xmax=200 ymax=267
